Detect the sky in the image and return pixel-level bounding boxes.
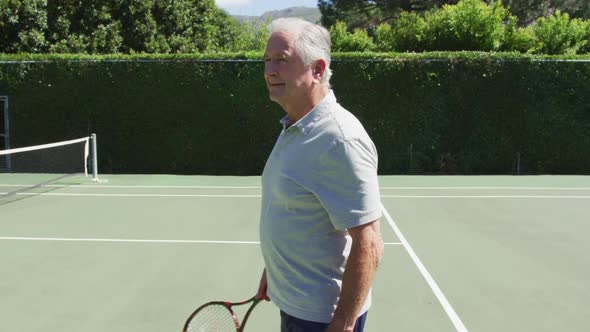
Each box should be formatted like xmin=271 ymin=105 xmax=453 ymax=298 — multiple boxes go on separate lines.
xmin=215 ymin=0 xmax=318 ymax=16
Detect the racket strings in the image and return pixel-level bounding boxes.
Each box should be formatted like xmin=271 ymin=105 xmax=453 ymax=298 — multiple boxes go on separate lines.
xmin=186 ymin=304 xmax=238 ymax=332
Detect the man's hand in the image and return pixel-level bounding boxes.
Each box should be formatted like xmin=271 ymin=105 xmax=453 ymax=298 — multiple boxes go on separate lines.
xmin=325 ymin=316 xmax=355 ymax=332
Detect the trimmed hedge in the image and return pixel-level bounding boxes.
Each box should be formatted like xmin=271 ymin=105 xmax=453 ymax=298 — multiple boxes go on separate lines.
xmin=1 ymin=52 xmax=589 ymax=175
xmin=333 ymin=57 xmax=590 ymax=174
xmin=0 ymin=58 xmax=278 ymax=174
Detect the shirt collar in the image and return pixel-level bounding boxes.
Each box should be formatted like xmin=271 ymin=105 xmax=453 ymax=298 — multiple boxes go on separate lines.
xmin=280 ymin=90 xmax=337 ymax=135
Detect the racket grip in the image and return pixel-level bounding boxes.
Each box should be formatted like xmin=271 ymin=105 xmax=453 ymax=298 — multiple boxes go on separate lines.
xmin=256 ymin=270 xmax=270 ymax=301
xmin=261 ymin=284 xmax=270 ymax=301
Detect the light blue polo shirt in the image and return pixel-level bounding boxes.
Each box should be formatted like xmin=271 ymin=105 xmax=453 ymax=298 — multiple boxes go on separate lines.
xmin=259 ymin=90 xmax=382 ymax=323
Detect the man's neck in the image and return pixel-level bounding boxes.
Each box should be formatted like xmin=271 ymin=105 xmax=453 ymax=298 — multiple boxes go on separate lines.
xmin=282 ymin=86 xmax=329 ymax=123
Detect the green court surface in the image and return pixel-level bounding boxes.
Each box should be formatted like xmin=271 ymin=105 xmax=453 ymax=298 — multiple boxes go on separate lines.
xmin=1 ymin=175 xmax=589 ymax=332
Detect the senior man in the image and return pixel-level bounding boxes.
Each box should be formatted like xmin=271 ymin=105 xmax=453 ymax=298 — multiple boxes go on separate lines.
xmin=256 ymin=18 xmax=384 ymax=332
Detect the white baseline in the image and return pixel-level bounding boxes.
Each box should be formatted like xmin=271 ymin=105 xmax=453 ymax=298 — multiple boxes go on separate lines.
xmin=2 ymin=192 xmax=590 ymax=198
xmin=0 ymin=236 xmax=401 ymax=246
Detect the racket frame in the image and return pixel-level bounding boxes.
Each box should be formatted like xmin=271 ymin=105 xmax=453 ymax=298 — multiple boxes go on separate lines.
xmin=183 ymin=296 xmax=264 ymax=332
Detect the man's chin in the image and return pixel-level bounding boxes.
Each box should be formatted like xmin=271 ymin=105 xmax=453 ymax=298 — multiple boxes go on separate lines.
xmin=269 ymin=93 xmax=285 ymax=103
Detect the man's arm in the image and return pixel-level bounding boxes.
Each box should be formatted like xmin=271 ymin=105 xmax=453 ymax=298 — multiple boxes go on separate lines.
xmin=327 ymin=219 xmax=384 ymax=332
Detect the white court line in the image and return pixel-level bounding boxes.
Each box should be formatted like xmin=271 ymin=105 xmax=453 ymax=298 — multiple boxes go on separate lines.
xmin=381 ymin=205 xmax=469 ymax=332
xmin=381 ymin=195 xmax=590 ymax=199
xmin=381 ymin=186 xmax=590 ymax=190
xmin=0 ymin=236 xmax=402 ymax=246
xmin=3 ymin=184 xmax=590 ymax=190
xmin=0 ymin=184 xmax=262 ymax=189
xmin=0 ymin=192 xmax=261 ymax=198
xmin=74 ymin=185 xmax=262 ymax=189
xmin=0 ymin=237 xmax=260 ymax=244
xmin=3 ymin=192 xmax=590 ymax=198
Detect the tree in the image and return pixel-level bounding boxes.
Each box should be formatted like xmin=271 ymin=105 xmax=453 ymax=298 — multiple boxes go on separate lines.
xmin=318 ymin=0 xmax=458 ymax=29
xmin=505 ymin=0 xmax=590 ymax=25
xmin=0 ymin=0 xmax=48 ymax=53
xmin=47 ymin=0 xmax=244 ymax=54
xmin=319 ymin=0 xmax=590 ymax=29
xmin=222 ymin=20 xmax=270 ymax=52
xmin=46 ymin=0 xmax=137 ymax=53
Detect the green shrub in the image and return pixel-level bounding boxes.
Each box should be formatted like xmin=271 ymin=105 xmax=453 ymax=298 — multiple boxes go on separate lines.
xmin=224 ymin=20 xmax=269 ymax=52
xmin=531 ymin=11 xmax=589 ymax=55
xmin=374 ymin=23 xmax=394 ymax=51
xmin=424 ymin=0 xmax=512 ymax=51
xmin=503 ymin=25 xmax=537 ymax=53
xmin=375 ymin=12 xmax=427 ymax=52
xmin=330 ymin=21 xmax=374 ymax=52
xmin=582 ymin=21 xmax=590 ymax=54
xmin=498 ymin=10 xmax=536 ymax=53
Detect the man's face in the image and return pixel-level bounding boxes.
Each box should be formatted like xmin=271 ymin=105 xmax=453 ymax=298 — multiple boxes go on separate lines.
xmin=263 ymin=31 xmax=314 ymax=106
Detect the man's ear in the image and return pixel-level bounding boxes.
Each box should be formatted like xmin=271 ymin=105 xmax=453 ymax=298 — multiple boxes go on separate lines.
xmin=312 ymin=59 xmax=327 ymax=83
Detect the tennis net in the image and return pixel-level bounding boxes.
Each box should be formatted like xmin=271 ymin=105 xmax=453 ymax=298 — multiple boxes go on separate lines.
xmin=0 ymin=134 xmax=98 ymax=200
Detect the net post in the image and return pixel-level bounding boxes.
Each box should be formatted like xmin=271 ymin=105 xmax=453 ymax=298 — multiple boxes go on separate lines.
xmin=91 ymin=133 xmax=99 ymax=182
xmin=1 ymin=96 xmax=10 ymax=171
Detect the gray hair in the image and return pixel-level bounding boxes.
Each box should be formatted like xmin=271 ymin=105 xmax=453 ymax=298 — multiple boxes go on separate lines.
xmin=269 ymin=18 xmax=332 ymax=87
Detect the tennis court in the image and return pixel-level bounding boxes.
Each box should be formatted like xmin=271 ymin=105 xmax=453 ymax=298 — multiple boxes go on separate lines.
xmin=1 ymin=172 xmax=589 ymax=332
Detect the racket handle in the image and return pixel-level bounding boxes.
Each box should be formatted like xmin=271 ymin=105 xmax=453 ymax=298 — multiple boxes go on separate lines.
xmin=256 ymin=270 xmax=270 ymax=301
xmin=261 ymin=284 xmax=270 ymax=301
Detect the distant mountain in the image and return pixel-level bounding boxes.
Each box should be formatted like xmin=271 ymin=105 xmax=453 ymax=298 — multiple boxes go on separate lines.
xmin=233 ymin=6 xmax=321 ymax=25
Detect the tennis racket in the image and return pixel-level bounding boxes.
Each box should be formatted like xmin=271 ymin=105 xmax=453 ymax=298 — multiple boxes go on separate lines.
xmin=183 ymin=293 xmax=268 ymax=332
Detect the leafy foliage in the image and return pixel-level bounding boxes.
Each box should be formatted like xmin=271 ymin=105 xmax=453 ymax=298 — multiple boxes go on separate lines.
xmin=319 ymin=0 xmax=590 ymax=29
xmin=506 ymin=0 xmax=590 ymax=25
xmin=2 ymin=0 xmax=246 ymax=54
xmin=374 ymin=11 xmax=426 ymax=51
xmin=223 ymin=20 xmax=270 ymax=52
xmin=0 ymin=0 xmax=48 ymax=53
xmin=1 ymin=0 xmax=590 ymax=55
xmin=424 ymin=0 xmax=514 ymax=51
xmin=319 ymin=0 xmax=457 ymax=29
xmin=2 ymin=53 xmax=589 ymax=174
xmin=330 ymin=21 xmax=375 ymax=51
xmin=530 ymin=10 xmax=590 ymax=55
xmin=333 ymin=0 xmax=590 ymax=54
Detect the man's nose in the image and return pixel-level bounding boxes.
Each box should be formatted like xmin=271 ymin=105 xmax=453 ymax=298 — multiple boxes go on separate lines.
xmin=265 ymin=61 xmax=277 ymax=76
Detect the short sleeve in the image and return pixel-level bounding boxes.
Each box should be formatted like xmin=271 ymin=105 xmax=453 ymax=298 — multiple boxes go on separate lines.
xmin=308 ymin=138 xmax=382 ymax=230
